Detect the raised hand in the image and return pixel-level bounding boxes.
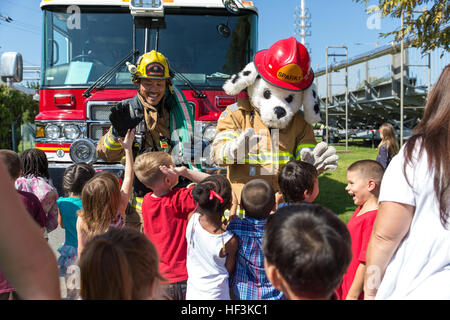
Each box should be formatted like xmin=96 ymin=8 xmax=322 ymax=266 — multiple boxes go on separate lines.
xmin=117 ymin=129 xmax=135 ymax=152
xmin=300 ymin=141 xmax=339 ymax=174
xmin=109 ymin=101 xmax=143 ymax=138
xmin=227 ymin=128 xmax=261 ymax=162
xmin=159 ymin=164 xmax=187 ymax=180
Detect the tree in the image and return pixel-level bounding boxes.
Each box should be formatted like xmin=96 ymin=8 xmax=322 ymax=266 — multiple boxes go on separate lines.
xmin=0 ymin=84 xmax=39 ymax=149
xmin=355 ymin=0 xmax=449 ymax=53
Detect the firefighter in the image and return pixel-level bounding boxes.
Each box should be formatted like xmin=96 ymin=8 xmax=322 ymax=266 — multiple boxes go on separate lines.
xmin=212 ymin=37 xmax=338 ymax=201
xmin=97 ymin=50 xmax=195 ymax=232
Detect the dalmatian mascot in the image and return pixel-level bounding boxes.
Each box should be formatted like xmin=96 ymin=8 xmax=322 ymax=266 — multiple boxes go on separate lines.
xmin=212 ymin=37 xmax=338 ymax=200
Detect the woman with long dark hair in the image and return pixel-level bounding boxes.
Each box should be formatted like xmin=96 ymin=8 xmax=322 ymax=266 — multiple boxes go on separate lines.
xmin=364 ymin=65 xmax=450 ymax=299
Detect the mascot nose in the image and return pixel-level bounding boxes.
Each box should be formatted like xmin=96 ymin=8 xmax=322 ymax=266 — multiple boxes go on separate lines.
xmin=274 ymin=107 xmax=286 ymax=119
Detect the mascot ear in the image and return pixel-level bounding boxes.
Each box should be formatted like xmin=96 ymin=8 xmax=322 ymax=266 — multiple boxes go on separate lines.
xmin=223 ymin=62 xmax=259 ymax=96
xmin=302 ymin=83 xmax=322 ymax=125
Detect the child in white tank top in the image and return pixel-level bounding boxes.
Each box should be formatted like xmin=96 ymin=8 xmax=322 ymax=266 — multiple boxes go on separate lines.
xmin=185 ymin=175 xmax=238 ymax=300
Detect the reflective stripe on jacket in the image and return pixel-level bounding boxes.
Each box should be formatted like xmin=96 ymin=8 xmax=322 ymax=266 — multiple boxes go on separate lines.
xmin=212 ymin=98 xmax=316 ymax=199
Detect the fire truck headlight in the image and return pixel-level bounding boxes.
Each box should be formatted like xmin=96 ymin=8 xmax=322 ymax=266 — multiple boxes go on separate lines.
xmin=63 ymin=124 xmax=80 ymax=140
xmin=45 ymin=124 xmax=61 ymax=139
xmin=69 ymin=139 xmax=97 ymax=164
xmin=203 ymin=125 xmax=216 ymax=142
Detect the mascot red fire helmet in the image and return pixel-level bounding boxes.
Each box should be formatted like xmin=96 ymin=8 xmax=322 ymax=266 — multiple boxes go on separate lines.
xmin=254 ymin=36 xmax=314 ymax=91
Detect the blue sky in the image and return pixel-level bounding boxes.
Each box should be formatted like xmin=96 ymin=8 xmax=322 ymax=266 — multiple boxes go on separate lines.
xmin=0 ymin=0 xmax=401 ymax=76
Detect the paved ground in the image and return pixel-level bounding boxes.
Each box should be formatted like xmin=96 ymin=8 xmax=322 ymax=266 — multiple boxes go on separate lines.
xmin=48 ymin=227 xmax=74 ymax=299
xmin=48 ymin=226 xmax=65 ymax=260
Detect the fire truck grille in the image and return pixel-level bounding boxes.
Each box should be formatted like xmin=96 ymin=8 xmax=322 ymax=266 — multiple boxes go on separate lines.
xmin=90 ymin=104 xmax=115 ymax=121
xmin=89 ymin=124 xmax=110 ymax=141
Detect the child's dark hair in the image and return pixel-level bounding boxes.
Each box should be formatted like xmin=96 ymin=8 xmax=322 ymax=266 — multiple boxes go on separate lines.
xmin=263 ymin=204 xmax=351 ymax=299
xmin=19 ymin=148 xmax=50 ymax=179
xmin=0 ymin=149 xmax=21 ymax=180
xmin=278 ymin=160 xmax=318 ymax=203
xmin=241 ymin=179 xmax=275 ymax=218
xmin=192 ymin=175 xmax=232 ymax=215
xmin=79 ymin=227 xmax=165 ymax=300
xmin=63 ymin=163 xmax=96 ymax=197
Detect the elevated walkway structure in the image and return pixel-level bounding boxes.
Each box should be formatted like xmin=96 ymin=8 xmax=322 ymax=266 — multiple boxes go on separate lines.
xmin=314 ymin=32 xmax=449 ymax=146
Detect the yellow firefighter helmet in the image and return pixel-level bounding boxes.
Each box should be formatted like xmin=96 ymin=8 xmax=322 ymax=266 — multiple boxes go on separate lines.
xmin=135 ymin=50 xmax=171 ymax=80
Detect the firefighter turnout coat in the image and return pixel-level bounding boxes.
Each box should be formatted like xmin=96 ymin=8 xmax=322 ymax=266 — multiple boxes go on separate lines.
xmin=96 ymin=88 xmax=194 ymax=231
xmin=97 ymin=93 xmax=171 ymax=162
xmin=212 ymin=98 xmax=317 ymax=201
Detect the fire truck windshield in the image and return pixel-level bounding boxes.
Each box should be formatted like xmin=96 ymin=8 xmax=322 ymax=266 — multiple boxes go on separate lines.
xmin=42 ymin=6 xmax=257 ymax=89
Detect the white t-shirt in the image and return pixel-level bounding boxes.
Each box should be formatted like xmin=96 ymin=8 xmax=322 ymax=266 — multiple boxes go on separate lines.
xmin=375 ymin=144 xmax=450 ymax=299
xmin=185 ymin=212 xmax=234 ymax=300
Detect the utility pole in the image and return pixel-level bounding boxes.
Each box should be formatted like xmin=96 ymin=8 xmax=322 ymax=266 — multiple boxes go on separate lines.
xmin=400 ymin=9 xmax=404 ymax=147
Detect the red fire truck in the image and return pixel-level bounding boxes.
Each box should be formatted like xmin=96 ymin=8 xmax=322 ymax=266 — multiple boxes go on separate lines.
xmin=32 ymin=0 xmax=258 ymax=192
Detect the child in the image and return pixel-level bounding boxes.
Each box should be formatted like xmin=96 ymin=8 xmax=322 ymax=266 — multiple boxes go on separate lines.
xmin=186 ymin=175 xmax=238 ymax=300
xmin=0 ymin=161 xmax=60 ymax=300
xmin=57 ymin=162 xmax=96 ymax=277
xmin=133 ymin=151 xmax=211 ymax=300
xmin=15 ymin=148 xmax=59 ymax=238
xmin=0 ymin=149 xmax=47 ymax=300
xmin=277 ymin=160 xmax=319 ymax=208
xmin=76 ymin=129 xmax=134 ymax=258
xmin=227 ymin=178 xmax=285 ymax=300
xmin=376 ymin=123 xmax=399 ymax=169
xmin=262 ymin=204 xmax=351 ymax=300
xmin=337 ymin=159 xmax=384 ymax=300
xmin=79 ymin=227 xmax=165 ymax=300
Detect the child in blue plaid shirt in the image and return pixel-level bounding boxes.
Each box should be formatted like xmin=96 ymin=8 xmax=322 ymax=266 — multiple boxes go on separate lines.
xmin=227 ymin=179 xmax=285 ymax=300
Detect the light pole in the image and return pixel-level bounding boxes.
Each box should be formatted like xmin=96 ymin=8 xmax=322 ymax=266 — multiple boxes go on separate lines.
xmin=400 ymin=9 xmax=404 ymax=147
xmin=294 ymin=0 xmax=311 ymax=52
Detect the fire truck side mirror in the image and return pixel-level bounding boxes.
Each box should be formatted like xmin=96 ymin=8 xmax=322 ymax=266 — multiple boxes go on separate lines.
xmin=1 ymin=52 xmax=23 ymax=84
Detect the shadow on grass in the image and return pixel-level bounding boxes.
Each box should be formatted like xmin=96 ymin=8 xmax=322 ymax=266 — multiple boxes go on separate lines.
xmin=314 ymin=172 xmax=357 ymax=224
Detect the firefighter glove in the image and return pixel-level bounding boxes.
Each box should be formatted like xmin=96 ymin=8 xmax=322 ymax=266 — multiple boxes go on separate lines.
xmin=109 ymin=101 xmax=144 ymax=138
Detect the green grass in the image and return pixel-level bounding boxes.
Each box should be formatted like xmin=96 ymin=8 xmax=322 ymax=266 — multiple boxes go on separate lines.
xmin=314 ymin=142 xmax=378 ymax=224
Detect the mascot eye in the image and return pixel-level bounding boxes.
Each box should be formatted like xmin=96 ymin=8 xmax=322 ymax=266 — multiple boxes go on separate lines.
xmin=263 ymin=89 xmax=271 ymax=99
xmin=285 ymin=95 xmax=293 ymax=103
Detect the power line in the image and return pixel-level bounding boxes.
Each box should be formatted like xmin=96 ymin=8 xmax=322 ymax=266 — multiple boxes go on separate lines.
xmin=0 ymin=10 xmax=40 ymax=30
xmin=0 ymin=21 xmax=40 ymax=35
xmin=11 ymin=18 xmax=40 ymax=30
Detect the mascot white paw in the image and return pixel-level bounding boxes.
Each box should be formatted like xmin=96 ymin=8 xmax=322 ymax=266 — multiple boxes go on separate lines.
xmin=300 ymin=141 xmax=339 ymax=174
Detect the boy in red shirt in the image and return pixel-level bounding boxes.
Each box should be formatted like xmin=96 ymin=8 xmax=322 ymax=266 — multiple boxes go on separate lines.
xmin=134 ymin=152 xmax=210 ymax=300
xmin=337 ymin=160 xmax=384 ymax=300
